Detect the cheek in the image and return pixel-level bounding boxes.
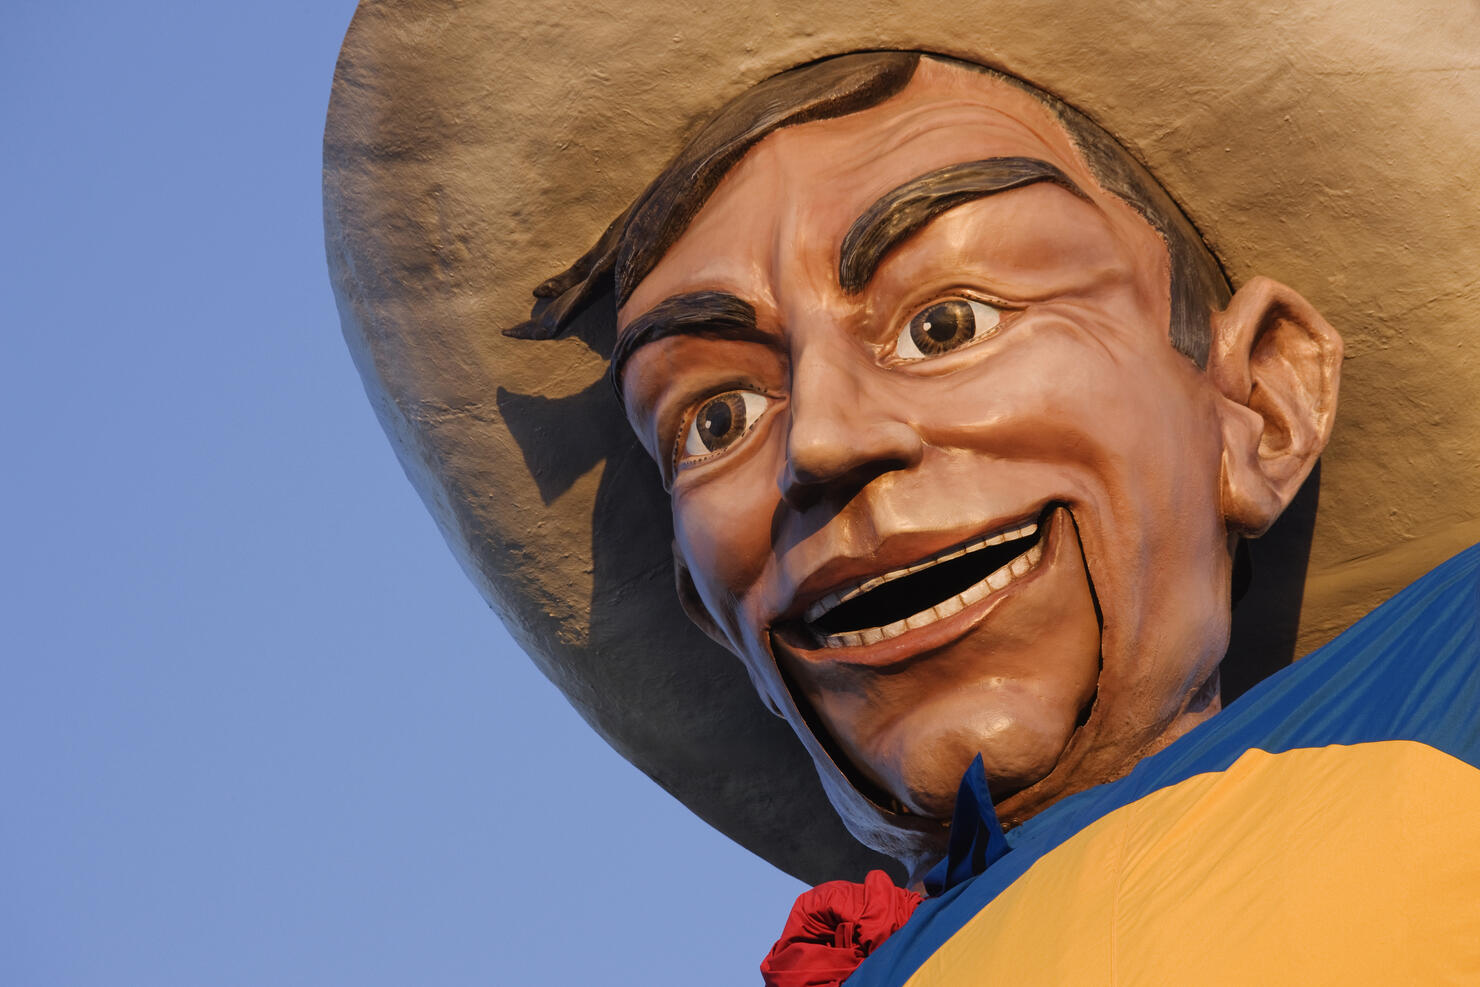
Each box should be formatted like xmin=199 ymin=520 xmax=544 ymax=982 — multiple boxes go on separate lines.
xmin=671 ymin=461 xmax=783 ymax=632
xmin=1066 ymin=363 xmax=1231 ymax=702
xmin=932 ymin=318 xmax=1224 ymax=595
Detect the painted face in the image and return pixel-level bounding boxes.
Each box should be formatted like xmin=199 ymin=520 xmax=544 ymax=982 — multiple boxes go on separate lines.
xmin=616 ymin=60 xmax=1233 ymax=827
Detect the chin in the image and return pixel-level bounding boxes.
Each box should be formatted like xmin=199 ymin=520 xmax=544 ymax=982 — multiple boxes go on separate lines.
xmin=870 ymin=684 xmax=1090 ymax=818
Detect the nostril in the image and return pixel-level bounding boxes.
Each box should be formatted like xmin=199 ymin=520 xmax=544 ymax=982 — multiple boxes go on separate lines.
xmin=782 ymin=420 xmax=924 ymax=507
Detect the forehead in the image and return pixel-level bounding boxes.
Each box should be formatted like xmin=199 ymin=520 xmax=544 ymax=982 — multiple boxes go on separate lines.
xmin=620 ymin=59 xmax=1115 ymax=321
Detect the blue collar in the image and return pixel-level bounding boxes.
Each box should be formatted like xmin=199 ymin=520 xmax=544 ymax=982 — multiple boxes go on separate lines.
xmin=922 ymin=755 xmax=1011 ymax=896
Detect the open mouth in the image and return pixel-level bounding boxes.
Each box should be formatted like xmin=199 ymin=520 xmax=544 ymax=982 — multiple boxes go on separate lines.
xmin=803 ymin=510 xmax=1048 ymax=648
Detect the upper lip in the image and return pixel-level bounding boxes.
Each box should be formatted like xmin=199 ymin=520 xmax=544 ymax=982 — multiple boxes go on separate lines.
xmin=776 ymin=505 xmax=1049 ymax=627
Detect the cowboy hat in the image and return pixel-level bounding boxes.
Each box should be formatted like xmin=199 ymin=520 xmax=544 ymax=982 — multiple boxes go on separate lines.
xmin=323 ymin=0 xmax=1480 ymax=882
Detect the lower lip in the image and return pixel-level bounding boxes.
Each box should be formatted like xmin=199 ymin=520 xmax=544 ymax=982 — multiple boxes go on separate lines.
xmin=775 ymin=506 xmax=1068 ymax=670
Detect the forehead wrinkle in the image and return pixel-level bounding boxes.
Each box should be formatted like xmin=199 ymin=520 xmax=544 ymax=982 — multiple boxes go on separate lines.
xmin=774 ymin=97 xmax=1067 ymax=194
xmin=628 ymin=71 xmax=1091 ymax=314
xmin=619 ymin=139 xmax=790 ymax=325
xmin=911 ymin=58 xmax=1096 ymax=158
xmin=625 ymin=60 xmax=1158 ymax=344
xmin=839 ymin=72 xmax=1175 ymax=337
xmin=772 ymin=100 xmax=1098 ymax=256
xmin=783 ymin=61 xmax=1094 ymax=169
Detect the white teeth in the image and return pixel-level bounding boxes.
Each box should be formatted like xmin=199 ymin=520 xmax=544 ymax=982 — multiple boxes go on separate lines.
xmin=813 ymin=524 xmax=1048 ymax=649
xmin=803 ymin=520 xmax=1038 ymax=624
xmin=960 ymin=578 xmax=991 ymax=607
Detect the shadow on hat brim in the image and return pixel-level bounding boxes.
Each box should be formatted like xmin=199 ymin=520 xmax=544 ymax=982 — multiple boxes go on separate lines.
xmin=324 ymin=0 xmax=1480 ymax=881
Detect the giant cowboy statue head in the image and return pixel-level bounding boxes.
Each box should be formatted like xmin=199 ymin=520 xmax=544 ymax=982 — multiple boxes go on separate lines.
xmin=324 ymin=1 xmax=1480 ymax=883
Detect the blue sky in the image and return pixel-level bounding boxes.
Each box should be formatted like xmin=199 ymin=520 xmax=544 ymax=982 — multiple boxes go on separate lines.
xmin=2 ymin=3 xmax=805 ymax=983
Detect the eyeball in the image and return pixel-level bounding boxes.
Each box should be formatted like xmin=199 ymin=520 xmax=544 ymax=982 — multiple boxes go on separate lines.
xmin=682 ymin=390 xmax=771 ymax=460
xmin=894 ymin=298 xmax=1002 ymax=360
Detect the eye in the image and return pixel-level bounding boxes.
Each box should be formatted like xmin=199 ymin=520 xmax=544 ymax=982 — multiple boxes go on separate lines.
xmin=893 ymin=298 xmax=1002 ymax=360
xmin=681 ymin=390 xmax=771 ymax=461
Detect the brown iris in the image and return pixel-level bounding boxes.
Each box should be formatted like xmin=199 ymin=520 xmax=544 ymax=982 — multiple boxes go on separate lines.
xmin=693 ymin=392 xmax=748 ymax=453
xmin=908 ymin=299 xmax=977 ymax=356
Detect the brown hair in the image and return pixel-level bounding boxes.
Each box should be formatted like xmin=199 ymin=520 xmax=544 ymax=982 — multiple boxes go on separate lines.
xmin=507 ymin=51 xmax=1229 ymax=366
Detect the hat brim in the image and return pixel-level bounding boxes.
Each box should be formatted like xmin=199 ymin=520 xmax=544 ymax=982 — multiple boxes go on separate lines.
xmin=324 ymin=0 xmax=1480 ymax=881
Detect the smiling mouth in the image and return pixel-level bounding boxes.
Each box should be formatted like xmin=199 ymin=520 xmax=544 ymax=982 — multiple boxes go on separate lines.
xmin=803 ymin=513 xmax=1047 ymax=648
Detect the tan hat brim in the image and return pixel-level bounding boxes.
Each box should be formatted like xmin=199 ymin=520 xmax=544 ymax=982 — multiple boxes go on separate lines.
xmin=324 ymin=0 xmax=1480 ymax=880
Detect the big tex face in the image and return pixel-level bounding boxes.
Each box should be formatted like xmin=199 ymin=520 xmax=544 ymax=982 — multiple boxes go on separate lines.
xmin=614 ymin=59 xmax=1338 ymax=836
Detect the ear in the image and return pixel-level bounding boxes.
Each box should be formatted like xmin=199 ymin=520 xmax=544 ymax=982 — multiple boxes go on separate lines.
xmin=1210 ymin=276 xmax=1343 ymax=537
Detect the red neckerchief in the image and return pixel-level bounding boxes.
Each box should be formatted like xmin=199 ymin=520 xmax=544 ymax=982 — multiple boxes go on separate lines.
xmin=759 ymin=869 xmax=922 ymax=987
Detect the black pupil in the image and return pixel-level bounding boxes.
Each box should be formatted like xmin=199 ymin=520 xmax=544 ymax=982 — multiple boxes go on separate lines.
xmin=909 ymin=300 xmax=974 ymax=355
xmin=698 ymin=393 xmax=747 ymax=451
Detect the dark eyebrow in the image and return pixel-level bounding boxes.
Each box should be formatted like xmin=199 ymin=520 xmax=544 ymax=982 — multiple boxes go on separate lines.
xmin=610 ymin=290 xmax=771 ymax=396
xmin=838 ymin=156 xmax=1091 ymax=293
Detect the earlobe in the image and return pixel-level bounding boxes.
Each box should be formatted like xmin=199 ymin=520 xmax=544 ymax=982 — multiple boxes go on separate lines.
xmin=1210 ymin=276 xmax=1343 ymax=536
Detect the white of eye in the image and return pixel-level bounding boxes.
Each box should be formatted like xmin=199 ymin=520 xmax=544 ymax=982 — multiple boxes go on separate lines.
xmin=682 ymin=390 xmax=771 ymax=460
xmin=894 ymin=298 xmax=1002 ymax=360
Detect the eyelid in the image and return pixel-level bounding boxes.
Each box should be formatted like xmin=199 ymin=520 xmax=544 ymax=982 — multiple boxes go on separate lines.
xmin=888 ymin=294 xmax=1010 ymax=363
xmin=673 ymin=389 xmax=774 ymax=472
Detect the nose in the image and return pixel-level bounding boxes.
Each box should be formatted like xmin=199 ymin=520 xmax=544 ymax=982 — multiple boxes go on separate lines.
xmin=782 ymin=346 xmax=924 ymax=509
